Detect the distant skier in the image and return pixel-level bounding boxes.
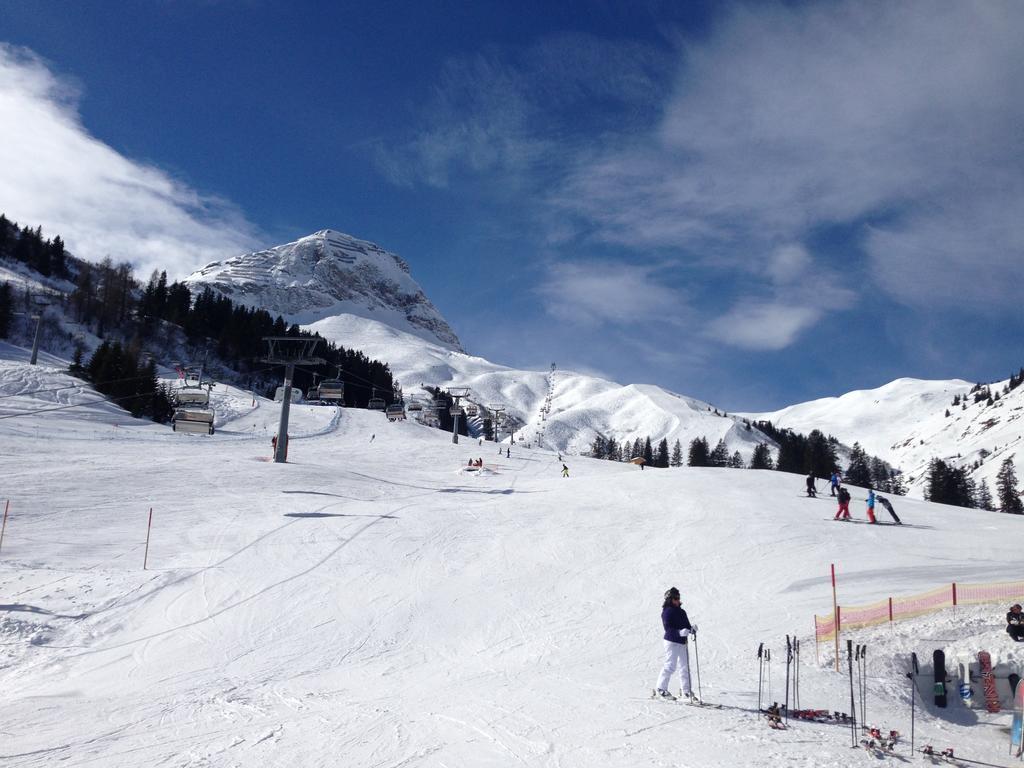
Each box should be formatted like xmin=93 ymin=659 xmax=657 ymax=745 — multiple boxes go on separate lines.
xmin=1007 ymin=604 xmax=1024 ymax=641
xmin=561 ymin=463 xmax=569 ymax=478
xmin=877 ymin=495 xmax=901 ymax=524
xmin=866 ymin=489 xmax=878 ymax=524
xmin=834 ymin=486 xmax=851 ymax=520
xmin=830 ymin=470 xmax=842 ymax=497
xmin=806 ymin=472 xmax=817 ymax=498
xmin=654 ymin=587 xmax=697 ymax=702
xmin=506 ymin=447 xmax=510 ymax=458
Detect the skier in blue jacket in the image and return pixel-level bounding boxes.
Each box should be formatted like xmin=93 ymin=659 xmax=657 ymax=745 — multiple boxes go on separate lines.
xmin=654 ymin=587 xmax=698 ymax=701
xmin=866 ymin=489 xmax=878 ymax=524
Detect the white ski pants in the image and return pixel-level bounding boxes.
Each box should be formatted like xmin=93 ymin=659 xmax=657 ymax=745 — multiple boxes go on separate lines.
xmin=656 ymin=640 xmax=692 ymax=696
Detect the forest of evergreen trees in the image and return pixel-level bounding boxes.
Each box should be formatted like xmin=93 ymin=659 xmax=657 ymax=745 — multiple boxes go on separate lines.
xmin=0 ymin=214 xmax=396 ymax=416
xmin=923 ymin=456 xmax=1022 ymax=513
xmin=588 ymin=422 xmax=907 ymax=494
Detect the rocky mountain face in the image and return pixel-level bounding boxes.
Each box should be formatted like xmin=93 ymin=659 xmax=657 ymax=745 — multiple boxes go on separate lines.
xmin=185 ymin=230 xmax=463 ymax=351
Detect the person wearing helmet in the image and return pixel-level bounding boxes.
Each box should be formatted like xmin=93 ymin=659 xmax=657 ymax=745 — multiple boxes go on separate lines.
xmin=1007 ymin=604 xmax=1024 ymax=641
xmin=654 ymin=587 xmax=698 ymax=702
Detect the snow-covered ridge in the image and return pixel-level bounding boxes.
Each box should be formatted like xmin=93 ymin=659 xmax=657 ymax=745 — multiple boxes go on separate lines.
xmin=185 ymin=229 xmax=463 ymax=351
xmin=742 ymin=375 xmax=1024 ymax=496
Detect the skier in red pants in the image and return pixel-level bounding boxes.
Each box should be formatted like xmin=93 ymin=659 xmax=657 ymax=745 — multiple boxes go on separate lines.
xmin=834 ymin=486 xmax=851 ymax=520
xmin=866 ymin=489 xmax=878 ymax=524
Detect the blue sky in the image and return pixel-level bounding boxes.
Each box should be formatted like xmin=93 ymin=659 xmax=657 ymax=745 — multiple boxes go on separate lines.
xmin=1 ymin=1 xmax=1022 ymax=410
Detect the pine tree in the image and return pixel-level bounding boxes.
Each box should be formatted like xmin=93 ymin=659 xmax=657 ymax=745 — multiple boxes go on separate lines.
xmin=0 ymin=282 xmax=12 ymax=338
xmin=869 ymin=457 xmax=891 ymax=492
xmin=729 ymin=451 xmax=744 ymax=469
xmin=643 ymin=436 xmax=654 ymax=467
xmin=845 ymin=443 xmax=872 ymax=487
xmin=976 ymin=479 xmax=995 ymax=511
xmin=606 ymin=437 xmax=619 ymax=463
xmin=750 ymin=443 xmax=774 ymax=470
xmin=804 ymin=430 xmax=838 ymax=477
xmin=888 ymin=470 xmax=907 ymax=497
xmin=996 ymin=457 xmax=1023 ymax=514
xmin=709 ymin=438 xmax=729 ymax=468
xmin=670 ymin=439 xmax=683 ymax=467
xmin=655 ymin=438 xmax=669 ymax=468
xmin=687 ymin=437 xmax=710 ymax=467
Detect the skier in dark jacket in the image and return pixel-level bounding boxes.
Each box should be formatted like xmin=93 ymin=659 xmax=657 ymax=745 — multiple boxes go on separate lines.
xmin=806 ymin=473 xmax=817 ymax=497
xmin=877 ymin=495 xmax=902 ymax=524
xmin=1008 ymin=604 xmax=1024 ymax=641
xmin=654 ymin=587 xmax=698 ymax=701
xmin=834 ymin=486 xmax=851 ymax=520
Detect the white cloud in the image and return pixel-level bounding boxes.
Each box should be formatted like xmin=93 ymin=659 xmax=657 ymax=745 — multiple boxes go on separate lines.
xmin=554 ymin=1 xmax=1024 ymax=307
xmin=538 ymin=260 xmax=685 ymax=328
xmin=373 ymin=33 xmax=669 ymax=189
xmin=0 ymin=45 xmax=258 ymax=278
xmin=706 ymin=303 xmax=820 ymax=351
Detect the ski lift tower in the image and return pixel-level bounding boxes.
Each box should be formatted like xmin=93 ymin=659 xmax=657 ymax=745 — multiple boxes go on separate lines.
xmin=447 ymin=386 xmax=470 ymax=444
xmin=488 ymin=404 xmax=505 ymax=442
xmin=261 ymin=337 xmax=325 ymax=463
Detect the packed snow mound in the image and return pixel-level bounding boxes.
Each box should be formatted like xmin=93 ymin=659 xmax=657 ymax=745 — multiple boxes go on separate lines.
xmin=185 ymin=229 xmax=463 ymax=351
xmin=742 ymin=376 xmax=1024 ymax=497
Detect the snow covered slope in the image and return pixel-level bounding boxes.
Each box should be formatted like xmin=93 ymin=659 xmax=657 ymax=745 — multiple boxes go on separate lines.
xmin=185 ymin=229 xmax=463 ymax=350
xmin=743 ymin=376 xmax=1024 ymax=496
xmin=2 ymin=347 xmax=1022 ymax=767
xmin=306 ymin=313 xmax=765 ymax=458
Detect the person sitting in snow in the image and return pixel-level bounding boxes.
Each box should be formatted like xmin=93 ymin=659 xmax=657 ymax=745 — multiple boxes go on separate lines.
xmin=654 ymin=587 xmax=698 ymax=702
xmin=806 ymin=472 xmax=817 ymax=497
xmin=1007 ymin=604 xmax=1024 ymax=641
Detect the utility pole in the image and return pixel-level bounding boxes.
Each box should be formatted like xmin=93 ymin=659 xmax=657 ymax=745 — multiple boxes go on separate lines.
xmin=12 ymin=310 xmax=44 ymax=365
xmin=447 ymin=386 xmax=470 ymax=444
xmin=488 ymin=403 xmax=505 ymax=442
xmin=260 ymin=337 xmax=324 ymax=463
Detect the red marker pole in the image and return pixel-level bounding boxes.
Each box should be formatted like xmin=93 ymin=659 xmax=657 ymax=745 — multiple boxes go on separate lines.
xmin=831 ymin=563 xmax=840 ymax=671
xmin=0 ymin=500 xmax=9 ymax=554
xmin=143 ymin=508 xmax=153 ymax=570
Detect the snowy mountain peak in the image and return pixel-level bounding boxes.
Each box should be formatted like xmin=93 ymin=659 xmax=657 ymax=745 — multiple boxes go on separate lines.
xmin=185 ymin=230 xmax=463 ymax=351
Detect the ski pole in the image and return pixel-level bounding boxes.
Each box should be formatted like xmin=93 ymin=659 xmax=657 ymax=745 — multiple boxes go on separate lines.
xmin=692 ymin=630 xmax=702 ymax=701
xmin=908 ymin=652 xmax=919 ymax=755
xmin=855 ymin=644 xmax=862 ymax=726
xmin=861 ymin=644 xmax=868 ymax=726
xmin=848 ymin=640 xmax=858 ymax=747
xmin=792 ymin=636 xmax=798 ymax=712
xmin=767 ymin=648 xmax=772 ymax=702
xmin=785 ymin=635 xmax=792 ymax=725
xmin=757 ymin=642 xmax=764 ymax=712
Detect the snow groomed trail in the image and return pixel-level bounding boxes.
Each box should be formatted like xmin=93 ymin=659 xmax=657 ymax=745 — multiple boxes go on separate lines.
xmin=1 ymin=353 xmax=1023 ymax=767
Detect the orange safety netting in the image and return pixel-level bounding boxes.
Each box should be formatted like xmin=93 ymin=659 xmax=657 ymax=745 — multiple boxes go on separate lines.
xmin=814 ymin=579 xmax=1024 ymax=643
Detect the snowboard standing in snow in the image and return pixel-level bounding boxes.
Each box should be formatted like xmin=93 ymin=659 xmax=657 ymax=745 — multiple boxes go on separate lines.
xmin=958 ymin=659 xmax=973 ymax=705
xmin=978 ymin=651 xmax=1000 ymax=713
xmin=934 ymin=649 xmax=948 ymax=708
